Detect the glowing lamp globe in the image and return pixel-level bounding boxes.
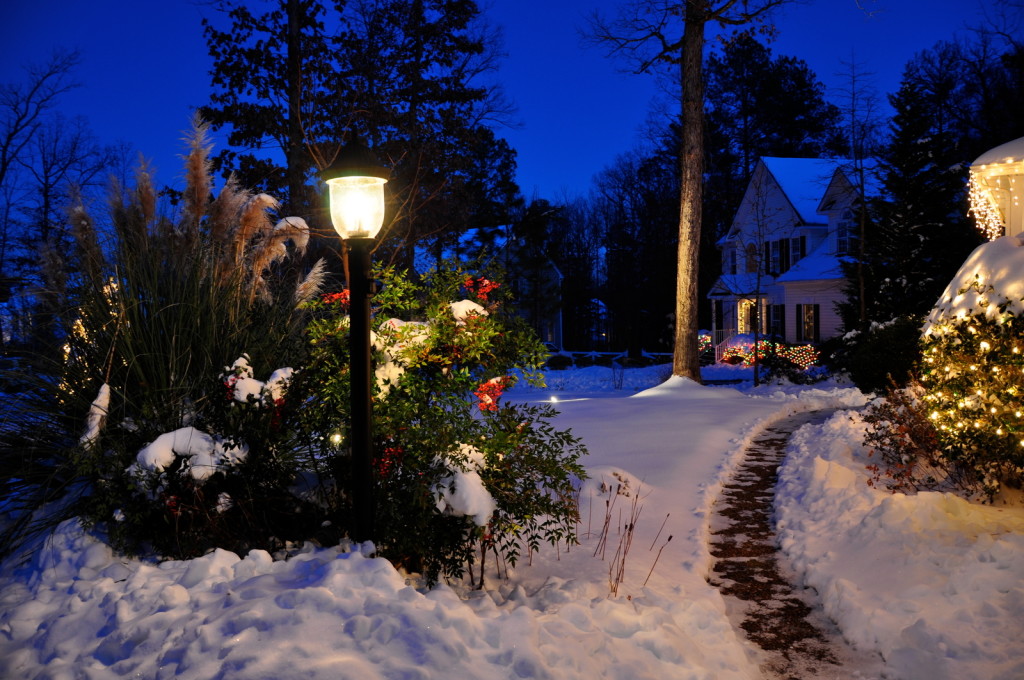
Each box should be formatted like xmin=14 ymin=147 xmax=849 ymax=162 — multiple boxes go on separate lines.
xmin=969 ymin=135 xmax=1024 ymax=241
xmin=322 ymin=140 xmax=389 ymax=240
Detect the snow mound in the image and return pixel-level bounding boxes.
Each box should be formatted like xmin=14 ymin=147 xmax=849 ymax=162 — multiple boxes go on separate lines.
xmin=923 ymin=234 xmax=1024 ymax=335
xmin=0 ymin=520 xmax=757 ymax=680
xmin=776 ymin=411 xmax=1024 ymax=680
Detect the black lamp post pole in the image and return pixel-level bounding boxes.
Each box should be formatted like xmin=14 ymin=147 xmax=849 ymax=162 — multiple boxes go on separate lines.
xmin=348 ymin=237 xmax=376 ymax=543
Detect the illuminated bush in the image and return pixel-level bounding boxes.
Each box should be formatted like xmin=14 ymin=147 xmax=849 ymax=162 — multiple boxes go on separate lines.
xmin=920 ymin=278 xmax=1024 ymax=498
xmin=698 ymin=332 xmax=711 ymax=355
xmin=719 ymin=339 xmax=820 ymax=369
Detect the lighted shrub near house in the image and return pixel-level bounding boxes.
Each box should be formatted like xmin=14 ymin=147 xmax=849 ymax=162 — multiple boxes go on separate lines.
xmin=919 ymin=237 xmax=1024 ymax=499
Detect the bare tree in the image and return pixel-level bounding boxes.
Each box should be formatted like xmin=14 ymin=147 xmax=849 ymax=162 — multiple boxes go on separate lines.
xmin=19 ymin=114 xmax=112 ymax=247
xmin=834 ymin=55 xmax=882 ymax=330
xmin=588 ymin=1 xmax=789 ymax=381
xmin=0 ymin=50 xmax=80 ymax=279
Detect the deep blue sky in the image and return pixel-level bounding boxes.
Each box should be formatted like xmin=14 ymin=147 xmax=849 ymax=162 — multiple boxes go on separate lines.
xmin=0 ymin=0 xmax=999 ymax=201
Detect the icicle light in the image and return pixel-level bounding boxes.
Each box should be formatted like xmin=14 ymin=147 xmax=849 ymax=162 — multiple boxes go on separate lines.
xmin=969 ymin=136 xmax=1024 ymax=241
xmin=968 ymin=172 xmax=1006 ymax=240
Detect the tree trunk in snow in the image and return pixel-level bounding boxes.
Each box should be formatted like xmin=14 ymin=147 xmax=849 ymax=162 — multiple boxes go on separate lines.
xmin=672 ymin=2 xmax=707 ymax=381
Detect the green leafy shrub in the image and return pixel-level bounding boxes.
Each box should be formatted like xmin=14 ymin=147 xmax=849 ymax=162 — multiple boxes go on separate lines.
xmin=293 ymin=264 xmax=587 ymax=584
xmin=3 ymin=125 xmax=587 ymax=582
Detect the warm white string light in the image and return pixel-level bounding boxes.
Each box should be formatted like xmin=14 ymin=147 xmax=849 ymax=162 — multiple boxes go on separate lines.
xmin=968 ymin=171 xmax=1005 ymax=240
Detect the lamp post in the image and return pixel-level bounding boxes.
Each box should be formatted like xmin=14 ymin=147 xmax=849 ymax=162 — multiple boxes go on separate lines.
xmin=322 ymin=139 xmax=389 ymax=544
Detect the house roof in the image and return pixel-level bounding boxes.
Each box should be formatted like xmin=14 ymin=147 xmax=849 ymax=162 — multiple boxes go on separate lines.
xmin=708 ymin=272 xmax=763 ymax=298
xmin=775 ymin=238 xmax=844 ymax=283
xmin=760 ymin=157 xmax=846 ymax=224
xmin=973 ymin=135 xmax=1024 ymax=167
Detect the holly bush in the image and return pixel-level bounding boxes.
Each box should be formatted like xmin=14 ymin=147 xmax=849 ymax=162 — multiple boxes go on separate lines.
xmin=292 ymin=264 xmax=587 ymax=584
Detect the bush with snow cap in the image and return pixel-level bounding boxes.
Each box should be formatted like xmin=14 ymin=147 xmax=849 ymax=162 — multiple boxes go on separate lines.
xmin=2 ymin=122 xmax=323 ymax=561
xmin=887 ymin=235 xmax=1024 ymax=500
xmin=293 ymin=263 xmax=586 ymax=584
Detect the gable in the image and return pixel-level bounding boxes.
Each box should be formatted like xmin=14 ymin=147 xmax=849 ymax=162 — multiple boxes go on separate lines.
xmin=761 ymin=157 xmax=844 ymax=224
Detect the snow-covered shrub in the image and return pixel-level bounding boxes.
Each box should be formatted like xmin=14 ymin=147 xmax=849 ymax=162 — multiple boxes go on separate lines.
xmin=292 ymin=264 xmax=587 ymax=584
xmin=822 ymin=316 xmax=922 ymax=393
xmin=1 ymin=120 xmax=321 ymax=558
xmin=919 ymin=277 xmax=1024 ymax=499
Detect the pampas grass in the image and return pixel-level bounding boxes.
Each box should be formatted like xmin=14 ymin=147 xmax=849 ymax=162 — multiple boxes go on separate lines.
xmin=0 ymin=117 xmax=323 ymax=560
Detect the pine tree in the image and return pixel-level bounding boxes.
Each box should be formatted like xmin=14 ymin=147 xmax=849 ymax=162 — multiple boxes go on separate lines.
xmin=201 ymin=0 xmax=519 ymax=259
xmin=705 ymin=33 xmax=844 ymax=181
xmin=202 ymin=0 xmax=333 ymax=215
xmin=702 ymin=33 xmax=846 ymax=325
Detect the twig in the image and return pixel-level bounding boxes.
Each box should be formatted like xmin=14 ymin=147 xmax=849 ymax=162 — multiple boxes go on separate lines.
xmin=643 ymin=535 xmax=673 ymax=587
xmin=609 ymin=491 xmax=642 ymax=596
xmin=649 ymin=513 xmax=670 ymax=550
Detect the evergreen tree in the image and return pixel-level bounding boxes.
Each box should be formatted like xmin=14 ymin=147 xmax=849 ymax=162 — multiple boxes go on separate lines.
xmin=855 ymin=78 xmax=979 ymax=325
xmin=705 ymin=33 xmax=844 ymax=181
xmin=201 ymin=0 xmax=519 ymax=260
xmin=589 ymin=0 xmax=793 ymax=380
xmin=703 ymin=33 xmax=845 ymax=242
xmin=202 ymin=0 xmax=333 ymax=215
xmin=839 ymin=37 xmax=1024 ymax=331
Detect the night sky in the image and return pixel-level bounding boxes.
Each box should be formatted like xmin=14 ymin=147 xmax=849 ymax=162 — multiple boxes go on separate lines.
xmin=0 ymin=0 xmax=998 ymax=200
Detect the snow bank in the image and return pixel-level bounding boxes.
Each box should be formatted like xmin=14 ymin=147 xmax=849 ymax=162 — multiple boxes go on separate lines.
xmin=0 ymin=520 xmax=753 ymax=680
xmin=777 ymin=411 xmax=1024 ymax=680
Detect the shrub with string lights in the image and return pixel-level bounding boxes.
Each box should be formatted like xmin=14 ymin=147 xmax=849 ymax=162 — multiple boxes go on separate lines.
xmin=698 ymin=332 xmax=711 ymax=355
xmin=720 ymin=339 xmax=819 ymax=370
xmin=920 ymin=277 xmax=1024 ymax=499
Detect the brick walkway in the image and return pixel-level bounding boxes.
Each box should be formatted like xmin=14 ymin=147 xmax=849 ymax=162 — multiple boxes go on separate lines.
xmin=707 ymin=410 xmax=884 ymax=679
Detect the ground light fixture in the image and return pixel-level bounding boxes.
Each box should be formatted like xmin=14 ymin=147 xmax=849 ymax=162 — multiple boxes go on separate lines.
xmin=321 ymin=139 xmax=389 ymax=544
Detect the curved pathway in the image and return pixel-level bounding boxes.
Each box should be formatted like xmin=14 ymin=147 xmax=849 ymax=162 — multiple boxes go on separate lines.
xmin=707 ymin=410 xmax=885 ymax=679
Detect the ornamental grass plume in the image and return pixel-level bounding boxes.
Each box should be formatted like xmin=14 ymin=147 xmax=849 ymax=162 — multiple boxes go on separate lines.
xmin=0 ymin=118 xmax=321 ymax=560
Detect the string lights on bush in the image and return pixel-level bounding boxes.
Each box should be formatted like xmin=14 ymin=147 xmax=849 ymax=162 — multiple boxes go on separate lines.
xmin=720 ymin=340 xmax=819 ymax=369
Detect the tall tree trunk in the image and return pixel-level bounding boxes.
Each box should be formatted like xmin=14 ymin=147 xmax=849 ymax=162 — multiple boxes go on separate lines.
xmin=286 ymin=0 xmax=304 ymax=215
xmin=672 ymin=2 xmax=706 ymax=381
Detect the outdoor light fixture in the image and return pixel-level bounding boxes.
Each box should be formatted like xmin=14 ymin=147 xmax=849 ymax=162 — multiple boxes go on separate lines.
xmin=322 ymin=138 xmax=389 ymax=544
xmin=323 ymin=139 xmax=389 ymax=240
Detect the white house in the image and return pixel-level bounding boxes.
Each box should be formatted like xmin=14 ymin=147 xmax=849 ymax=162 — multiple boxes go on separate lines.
xmin=708 ymin=157 xmax=870 ymax=353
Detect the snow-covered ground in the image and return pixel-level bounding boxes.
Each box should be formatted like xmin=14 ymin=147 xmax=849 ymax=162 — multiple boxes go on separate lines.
xmin=1 ymin=365 xmax=1021 ymax=679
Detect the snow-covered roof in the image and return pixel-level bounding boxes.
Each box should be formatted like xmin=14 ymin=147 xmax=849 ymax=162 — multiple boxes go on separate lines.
xmin=973 ymin=135 xmax=1024 ymax=167
xmin=708 ymin=272 xmax=762 ymax=297
xmin=775 ymin=238 xmax=844 ymax=283
xmin=761 ymin=157 xmax=845 ymax=224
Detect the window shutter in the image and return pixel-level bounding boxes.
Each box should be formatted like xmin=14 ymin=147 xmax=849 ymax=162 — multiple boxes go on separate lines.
xmin=813 ymin=304 xmax=820 ymax=343
xmin=800 ymin=235 xmax=807 ymax=260
xmin=780 ymin=239 xmax=791 ymax=273
xmin=763 ymin=242 xmax=770 ymax=273
xmin=795 ymin=304 xmax=804 ymax=342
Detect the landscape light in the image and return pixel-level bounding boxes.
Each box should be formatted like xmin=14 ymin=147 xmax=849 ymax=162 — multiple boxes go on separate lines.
xmin=321 ymin=138 xmax=389 ymax=544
